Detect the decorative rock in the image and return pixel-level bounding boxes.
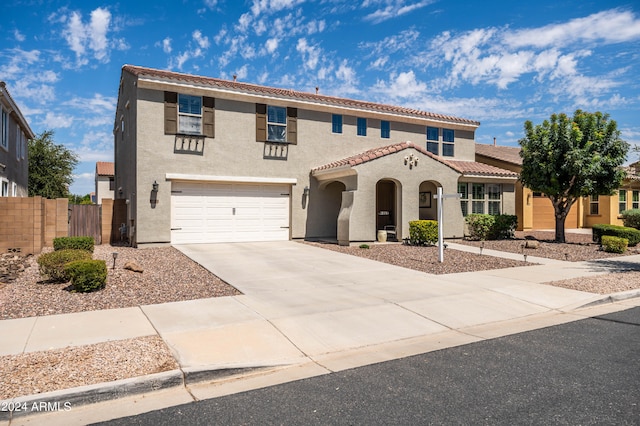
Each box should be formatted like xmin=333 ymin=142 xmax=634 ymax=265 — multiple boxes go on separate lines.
xmin=0 ymin=253 xmax=32 ymax=284
xmin=124 ymin=261 xmax=144 ymax=273
xmin=525 ymin=240 xmax=540 ymax=249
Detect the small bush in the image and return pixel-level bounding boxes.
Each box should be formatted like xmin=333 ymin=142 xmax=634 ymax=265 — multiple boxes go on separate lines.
xmin=359 ymin=244 xmax=370 ymax=249
xmin=409 ymin=220 xmax=438 ymax=246
xmin=53 ymin=236 xmax=94 ymax=253
xmin=592 ymin=224 xmax=640 ymax=247
xmin=37 ymin=249 xmax=92 ymax=282
xmin=64 ymin=260 xmax=107 ymax=292
xmin=621 ymin=209 xmax=640 ymax=230
xmin=601 ymin=235 xmax=628 ymax=254
xmin=465 ymin=214 xmax=518 ymax=240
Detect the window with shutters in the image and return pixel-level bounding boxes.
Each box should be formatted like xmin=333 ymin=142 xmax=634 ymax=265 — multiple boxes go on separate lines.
xmin=178 ymin=94 xmax=202 ymax=134
xmin=256 ymin=104 xmax=297 ymax=144
xmin=164 ymin=92 xmax=215 ymax=138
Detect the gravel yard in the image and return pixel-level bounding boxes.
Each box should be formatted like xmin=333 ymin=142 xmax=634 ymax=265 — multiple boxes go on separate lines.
xmin=1 ymin=234 xmax=639 ymax=401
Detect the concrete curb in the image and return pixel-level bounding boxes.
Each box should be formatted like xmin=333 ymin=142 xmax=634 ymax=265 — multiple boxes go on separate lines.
xmin=0 ymin=370 xmax=184 ymax=421
xmin=576 ymin=289 xmax=640 ymax=309
xmin=182 ymin=365 xmax=276 ymax=385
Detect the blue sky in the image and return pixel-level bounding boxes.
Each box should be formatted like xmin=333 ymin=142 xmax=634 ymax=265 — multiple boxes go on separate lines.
xmin=2 ymin=0 xmax=640 ymax=195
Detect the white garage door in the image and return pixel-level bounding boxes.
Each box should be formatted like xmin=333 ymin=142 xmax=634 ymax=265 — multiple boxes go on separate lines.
xmin=171 ymin=181 xmax=290 ymax=244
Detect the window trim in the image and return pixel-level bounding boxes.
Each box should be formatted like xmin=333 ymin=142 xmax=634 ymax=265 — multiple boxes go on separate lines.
xmin=426 ymin=126 xmax=439 ymax=155
xmin=0 ymin=178 xmax=8 ymax=197
xmin=178 ymin=94 xmax=203 ymax=135
xmin=589 ymin=194 xmax=600 ymax=215
xmin=11 ymin=182 xmax=17 ymax=197
xmin=458 ymin=182 xmax=469 ymax=216
xmin=619 ymin=189 xmax=627 ymax=214
xmin=267 ymin=105 xmax=288 ymax=142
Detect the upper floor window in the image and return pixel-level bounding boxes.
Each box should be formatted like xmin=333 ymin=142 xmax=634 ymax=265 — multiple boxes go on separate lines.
xmin=178 ymin=94 xmax=202 ymax=134
xmin=426 ymin=126 xmax=439 ymax=155
xmin=442 ymin=128 xmax=454 ymax=157
xmin=332 ymin=114 xmax=343 ymax=134
xmin=267 ymin=106 xmax=287 ymax=142
xmin=381 ymin=120 xmax=390 ymax=139
xmin=357 ymin=117 xmax=367 ymax=136
xmin=1 ymin=108 xmax=7 ymax=150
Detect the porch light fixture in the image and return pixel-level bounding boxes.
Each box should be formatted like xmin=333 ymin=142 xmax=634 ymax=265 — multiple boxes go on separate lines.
xmin=303 ymin=186 xmax=310 ymax=196
xmin=112 ymin=252 xmax=118 ymax=269
xmin=152 ymin=180 xmax=159 ymax=192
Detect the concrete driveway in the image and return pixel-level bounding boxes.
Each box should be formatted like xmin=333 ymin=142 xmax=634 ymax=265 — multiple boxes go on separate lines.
xmin=154 ymin=241 xmax=603 ymax=376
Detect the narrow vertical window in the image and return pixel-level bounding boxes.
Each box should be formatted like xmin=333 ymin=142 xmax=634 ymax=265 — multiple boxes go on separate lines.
xmin=357 ymin=117 xmax=367 ymax=136
xmin=487 ymin=184 xmax=501 ymax=215
xmin=590 ymin=194 xmax=599 ymax=215
xmin=633 ymin=191 xmax=639 ymax=209
xmin=332 ymin=114 xmax=343 ymax=134
xmin=426 ymin=127 xmax=439 ymax=155
xmin=619 ymin=190 xmax=627 ymax=214
xmin=381 ymin=120 xmax=390 ymax=139
xmin=1 ymin=180 xmax=8 ymax=197
xmin=442 ymin=129 xmax=454 ymax=157
xmin=458 ymin=183 xmax=468 ymax=216
xmin=1 ymin=108 xmax=7 ymax=149
xmin=178 ymin=94 xmax=202 ymax=134
xmin=472 ymin=183 xmax=484 ymax=214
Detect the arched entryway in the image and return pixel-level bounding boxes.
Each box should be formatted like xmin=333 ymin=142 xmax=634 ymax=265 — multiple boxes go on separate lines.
xmin=419 ymin=180 xmax=440 ymax=220
xmin=376 ymin=179 xmax=401 ymax=239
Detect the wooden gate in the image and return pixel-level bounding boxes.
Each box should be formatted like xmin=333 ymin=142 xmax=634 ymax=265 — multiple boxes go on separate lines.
xmin=68 ymin=204 xmax=102 ymax=244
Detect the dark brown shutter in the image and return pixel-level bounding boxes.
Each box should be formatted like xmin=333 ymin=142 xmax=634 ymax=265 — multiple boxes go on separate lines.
xmin=256 ymin=103 xmax=267 ymax=142
xmin=287 ymin=107 xmax=297 ymax=144
xmin=203 ymin=96 xmax=215 ymax=138
xmin=164 ymin=91 xmax=177 ymax=135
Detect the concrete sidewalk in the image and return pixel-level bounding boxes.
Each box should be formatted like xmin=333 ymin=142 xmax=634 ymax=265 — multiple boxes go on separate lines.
xmin=2 ymin=241 xmax=640 ymax=425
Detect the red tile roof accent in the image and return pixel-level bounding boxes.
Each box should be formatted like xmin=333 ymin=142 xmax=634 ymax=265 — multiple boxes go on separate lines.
xmin=446 ymin=160 xmax=519 ymax=177
xmin=122 ymin=65 xmax=480 ymax=127
xmin=96 ymin=161 xmax=114 ymax=176
xmin=475 ymin=143 xmax=522 ymax=166
xmin=311 ymin=142 xmax=517 ymax=178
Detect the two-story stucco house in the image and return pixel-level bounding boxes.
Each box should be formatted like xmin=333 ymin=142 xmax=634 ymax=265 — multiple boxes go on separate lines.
xmin=1 ymin=82 xmax=34 ymax=197
xmin=114 ymin=65 xmax=517 ymax=247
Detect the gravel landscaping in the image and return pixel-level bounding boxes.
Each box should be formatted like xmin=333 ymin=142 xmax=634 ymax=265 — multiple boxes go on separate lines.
xmin=1 ymin=234 xmax=639 ymax=401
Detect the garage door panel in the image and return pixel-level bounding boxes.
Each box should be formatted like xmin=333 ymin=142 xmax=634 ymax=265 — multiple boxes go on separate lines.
xmin=171 ymin=182 xmax=290 ymax=244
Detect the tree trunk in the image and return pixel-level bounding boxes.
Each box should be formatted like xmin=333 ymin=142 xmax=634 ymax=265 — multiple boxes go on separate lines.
xmin=555 ymin=212 xmax=566 ymax=243
xmin=551 ymin=196 xmax=574 ymax=243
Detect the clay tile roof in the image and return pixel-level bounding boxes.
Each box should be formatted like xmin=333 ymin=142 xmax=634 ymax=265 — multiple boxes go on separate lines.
xmin=624 ymin=162 xmax=640 ymax=181
xmin=96 ymin=161 xmax=114 ymax=176
xmin=311 ymin=142 xmax=458 ymax=173
xmin=122 ymin=65 xmax=480 ymax=127
xmin=445 ymin=160 xmax=519 ymax=177
xmin=474 ymin=143 xmax=522 ymax=166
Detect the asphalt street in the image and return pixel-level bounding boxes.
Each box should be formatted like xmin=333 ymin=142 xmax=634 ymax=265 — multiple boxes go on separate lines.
xmin=96 ymin=306 xmax=640 ymax=425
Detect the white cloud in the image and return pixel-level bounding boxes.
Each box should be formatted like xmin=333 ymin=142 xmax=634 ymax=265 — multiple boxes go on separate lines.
xmin=193 ymin=30 xmax=210 ymax=49
xmin=41 ymin=112 xmax=74 ymax=129
xmin=251 ymin=0 xmax=305 ymax=17
xmin=373 ymin=70 xmax=426 ymax=99
xmin=61 ymin=7 xmax=118 ymax=66
xmin=296 ymin=38 xmax=320 ymax=70
xmin=235 ymin=64 xmax=249 ymax=80
xmin=504 ymin=9 xmax=640 ymax=49
xmin=14 ymin=30 xmax=25 ymax=42
xmin=162 ymin=37 xmax=172 ymax=53
xmin=265 ymin=38 xmax=279 ymax=53
xmin=169 ymin=30 xmax=211 ymax=70
xmin=363 ymin=0 xmax=436 ymax=24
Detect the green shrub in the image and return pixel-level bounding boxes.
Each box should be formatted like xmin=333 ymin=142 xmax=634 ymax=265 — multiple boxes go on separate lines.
xmin=359 ymin=244 xmax=370 ymax=249
xmin=37 ymin=249 xmax=93 ymax=282
xmin=601 ymin=235 xmax=628 ymax=254
xmin=465 ymin=214 xmax=518 ymax=240
xmin=621 ymin=209 xmax=640 ymax=230
xmin=409 ymin=220 xmax=438 ymax=246
xmin=64 ymin=260 xmax=107 ymax=292
xmin=592 ymin=224 xmax=640 ymax=247
xmin=53 ymin=236 xmax=94 ymax=253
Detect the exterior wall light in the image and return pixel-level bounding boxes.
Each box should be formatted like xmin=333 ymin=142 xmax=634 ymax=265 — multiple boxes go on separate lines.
xmin=152 ymin=180 xmax=159 ymax=192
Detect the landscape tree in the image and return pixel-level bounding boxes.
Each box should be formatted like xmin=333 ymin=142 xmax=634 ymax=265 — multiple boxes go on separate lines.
xmin=68 ymin=193 xmax=93 ymax=205
xmin=519 ymin=110 xmax=628 ymax=243
xmin=28 ymin=130 xmax=78 ymax=199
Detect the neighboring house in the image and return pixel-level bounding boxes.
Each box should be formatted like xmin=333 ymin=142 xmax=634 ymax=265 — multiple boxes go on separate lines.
xmin=475 ymin=143 xmax=638 ymax=230
xmin=0 ymin=82 xmax=34 ymax=197
xmin=114 ymin=65 xmax=517 ymax=247
xmin=95 ymin=161 xmax=115 ymax=204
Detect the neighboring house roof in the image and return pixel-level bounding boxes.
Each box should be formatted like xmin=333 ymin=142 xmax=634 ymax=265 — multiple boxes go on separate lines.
xmin=474 ymin=143 xmax=522 ymax=166
xmin=122 ymin=65 xmax=480 ymax=127
xmin=0 ymin=81 xmax=35 ymax=139
xmin=311 ymin=142 xmax=517 ymax=178
xmin=96 ymin=161 xmax=114 ymax=177
xmin=624 ymin=162 xmax=640 ymax=181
